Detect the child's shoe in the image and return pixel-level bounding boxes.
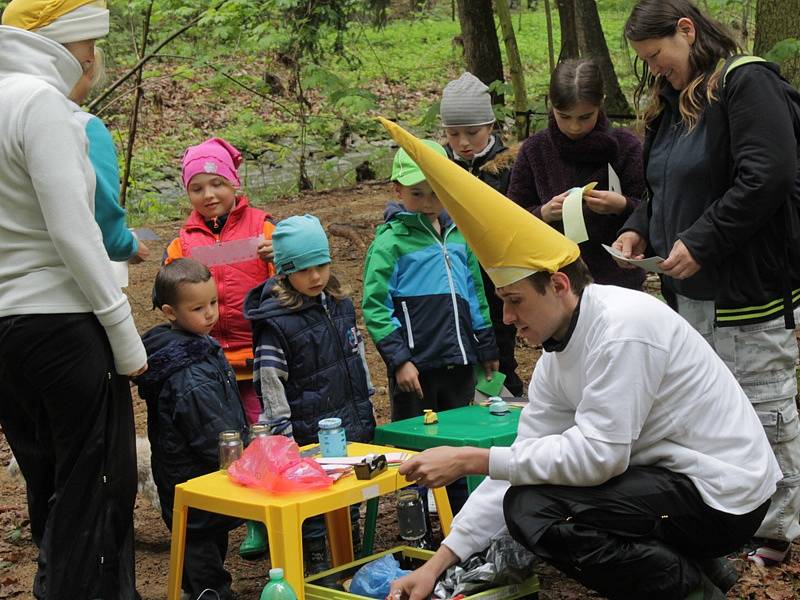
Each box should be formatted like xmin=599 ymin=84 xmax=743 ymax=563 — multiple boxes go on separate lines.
xmin=303 ymin=536 xmax=331 ymax=575
xmin=239 ymin=520 xmax=268 ymax=559
xmin=747 ymin=538 xmax=791 ymax=567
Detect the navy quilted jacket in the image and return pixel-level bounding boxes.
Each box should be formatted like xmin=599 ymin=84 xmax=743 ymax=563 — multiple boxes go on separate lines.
xmin=244 ymin=278 xmax=376 ymax=446
xmin=135 ymin=324 xmax=246 ymax=528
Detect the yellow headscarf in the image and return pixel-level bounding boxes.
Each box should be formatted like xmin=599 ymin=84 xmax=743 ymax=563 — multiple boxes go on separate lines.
xmin=2 ymin=0 xmax=102 ymax=30
xmin=379 ymin=117 xmax=580 ymax=287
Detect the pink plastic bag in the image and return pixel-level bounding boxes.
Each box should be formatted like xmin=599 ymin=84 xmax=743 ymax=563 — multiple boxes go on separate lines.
xmin=227 ymin=436 xmax=332 ymax=493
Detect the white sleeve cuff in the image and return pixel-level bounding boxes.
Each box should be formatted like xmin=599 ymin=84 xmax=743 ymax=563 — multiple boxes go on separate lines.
xmin=489 ymin=446 xmax=513 ymax=481
xmin=442 ymin=528 xmax=482 ymax=562
xmin=104 ymin=315 xmax=147 ymax=375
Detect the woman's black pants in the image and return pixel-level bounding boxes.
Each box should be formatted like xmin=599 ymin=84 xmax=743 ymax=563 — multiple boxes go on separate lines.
xmin=0 ymin=314 xmax=138 ymax=600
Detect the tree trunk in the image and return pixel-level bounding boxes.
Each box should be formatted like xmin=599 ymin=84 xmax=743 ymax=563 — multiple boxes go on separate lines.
xmin=754 ymin=0 xmax=800 ymax=86
xmin=556 ymin=0 xmax=579 ymax=60
xmin=119 ymin=2 xmax=153 ymax=208
xmin=574 ymin=0 xmax=632 ymax=117
xmin=455 ymin=0 xmax=505 ymax=104
xmin=495 ymin=0 xmax=529 ymax=140
xmin=543 ymin=0 xmax=556 ymax=73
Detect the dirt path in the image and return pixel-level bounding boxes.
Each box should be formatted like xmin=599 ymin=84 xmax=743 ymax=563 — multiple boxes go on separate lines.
xmin=1 ymin=182 xmax=798 ymax=599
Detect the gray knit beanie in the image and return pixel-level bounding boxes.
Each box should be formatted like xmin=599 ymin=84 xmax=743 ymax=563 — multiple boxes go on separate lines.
xmin=440 ymin=72 xmax=495 ymax=127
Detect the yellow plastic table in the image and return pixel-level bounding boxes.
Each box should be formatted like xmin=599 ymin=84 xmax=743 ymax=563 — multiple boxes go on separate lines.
xmin=166 ymin=441 xmax=454 ymax=600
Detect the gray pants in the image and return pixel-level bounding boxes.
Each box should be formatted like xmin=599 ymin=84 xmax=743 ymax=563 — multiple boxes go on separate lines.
xmin=676 ymin=295 xmax=800 ymax=543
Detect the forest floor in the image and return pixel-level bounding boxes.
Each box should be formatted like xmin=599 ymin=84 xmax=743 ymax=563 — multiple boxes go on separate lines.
xmin=1 ymin=182 xmax=799 ymax=599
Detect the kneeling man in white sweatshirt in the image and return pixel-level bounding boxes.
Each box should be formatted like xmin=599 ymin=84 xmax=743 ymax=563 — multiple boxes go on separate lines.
xmin=379 ymin=119 xmax=781 ymax=600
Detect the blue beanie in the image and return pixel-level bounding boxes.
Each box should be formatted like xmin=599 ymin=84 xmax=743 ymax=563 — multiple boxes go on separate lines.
xmin=272 ymin=214 xmax=331 ymax=274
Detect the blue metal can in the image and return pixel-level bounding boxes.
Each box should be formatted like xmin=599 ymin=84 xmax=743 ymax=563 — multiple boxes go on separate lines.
xmin=318 ymin=417 xmax=347 ymax=457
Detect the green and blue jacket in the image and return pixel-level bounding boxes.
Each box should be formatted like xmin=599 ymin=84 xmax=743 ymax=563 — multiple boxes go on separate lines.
xmin=362 ymin=202 xmax=498 ymax=374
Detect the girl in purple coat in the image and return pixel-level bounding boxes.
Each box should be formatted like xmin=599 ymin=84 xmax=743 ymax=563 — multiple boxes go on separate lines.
xmin=507 ymin=59 xmax=646 ymax=289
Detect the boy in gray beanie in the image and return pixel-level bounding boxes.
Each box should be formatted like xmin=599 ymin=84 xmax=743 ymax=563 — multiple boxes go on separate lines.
xmin=440 ymin=71 xmax=523 ymax=396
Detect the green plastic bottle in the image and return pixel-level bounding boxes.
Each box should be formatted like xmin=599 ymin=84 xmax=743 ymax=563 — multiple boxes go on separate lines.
xmin=260 ymin=567 xmax=298 ymax=600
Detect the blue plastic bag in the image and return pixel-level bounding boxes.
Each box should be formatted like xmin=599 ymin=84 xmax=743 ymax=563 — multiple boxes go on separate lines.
xmin=349 ymin=554 xmax=411 ymax=599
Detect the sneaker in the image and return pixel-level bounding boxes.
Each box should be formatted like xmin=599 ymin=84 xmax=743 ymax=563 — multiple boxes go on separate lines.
xmin=747 ymin=539 xmax=791 ymax=567
xmin=698 ymin=557 xmax=737 ymax=592
xmin=239 ymin=520 xmax=268 ymax=560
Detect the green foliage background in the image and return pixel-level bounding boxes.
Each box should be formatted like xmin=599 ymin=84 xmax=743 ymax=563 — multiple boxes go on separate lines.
xmin=0 ymin=0 xmax=789 ymax=221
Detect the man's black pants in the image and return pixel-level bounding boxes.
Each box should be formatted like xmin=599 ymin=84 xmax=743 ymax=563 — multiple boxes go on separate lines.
xmin=504 ymin=466 xmax=769 ymax=600
xmin=0 ymin=314 xmax=138 ymax=600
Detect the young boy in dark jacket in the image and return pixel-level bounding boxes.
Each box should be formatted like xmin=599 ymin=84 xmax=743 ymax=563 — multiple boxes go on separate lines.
xmin=135 ymin=258 xmax=246 ymax=600
xmin=440 ymin=72 xmax=523 ymax=396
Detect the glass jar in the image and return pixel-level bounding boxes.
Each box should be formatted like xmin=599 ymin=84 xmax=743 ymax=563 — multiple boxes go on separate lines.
xmin=396 ymin=489 xmax=427 ymax=544
xmin=248 ymin=422 xmax=271 ymax=444
xmin=218 ymin=430 xmax=243 ymax=470
xmin=318 ymin=417 xmax=347 ymax=457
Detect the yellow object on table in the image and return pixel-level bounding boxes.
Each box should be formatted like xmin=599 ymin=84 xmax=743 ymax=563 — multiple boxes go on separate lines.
xmin=166 ymin=442 xmax=453 ymax=600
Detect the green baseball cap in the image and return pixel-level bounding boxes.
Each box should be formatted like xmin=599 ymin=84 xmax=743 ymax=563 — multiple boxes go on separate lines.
xmin=391 ymin=139 xmax=447 ymax=186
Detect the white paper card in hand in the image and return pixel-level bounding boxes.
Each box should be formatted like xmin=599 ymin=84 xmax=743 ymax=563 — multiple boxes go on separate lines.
xmin=562 ymin=182 xmax=596 ymax=244
xmin=190 ymin=236 xmax=260 ymax=267
xmin=602 ymin=244 xmax=665 ymax=273
xmin=608 ymin=164 xmax=622 ymax=195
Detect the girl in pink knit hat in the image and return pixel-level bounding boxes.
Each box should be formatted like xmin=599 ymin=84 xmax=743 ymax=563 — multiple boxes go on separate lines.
xmin=164 ymin=138 xmax=277 ymax=557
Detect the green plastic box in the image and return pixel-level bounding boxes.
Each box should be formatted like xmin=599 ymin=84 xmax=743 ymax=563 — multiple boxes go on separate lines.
xmin=304 ymin=545 xmax=539 ymax=600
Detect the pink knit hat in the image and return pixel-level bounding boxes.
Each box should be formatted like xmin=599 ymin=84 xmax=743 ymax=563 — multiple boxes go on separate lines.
xmin=181 ymin=137 xmax=242 ymax=189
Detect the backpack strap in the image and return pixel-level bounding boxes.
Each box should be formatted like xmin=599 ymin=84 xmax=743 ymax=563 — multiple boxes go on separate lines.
xmin=720 ymin=55 xmax=767 ymax=87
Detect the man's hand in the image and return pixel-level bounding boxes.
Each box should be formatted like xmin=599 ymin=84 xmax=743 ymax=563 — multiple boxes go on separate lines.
xmin=482 ymin=360 xmax=500 ymax=380
xmin=257 ymin=237 xmax=274 ymax=262
xmin=395 ymin=361 xmax=423 ymax=398
xmin=611 ymin=231 xmax=647 ymax=269
xmin=386 ymin=545 xmax=459 ymax=600
xmin=660 ymin=239 xmax=700 ymax=279
xmin=399 ymin=446 xmax=489 ymax=488
xmin=584 ymin=190 xmax=627 ymax=215
xmin=385 ymin=566 xmax=439 ymax=600
xmin=540 ymin=191 xmax=569 ymax=223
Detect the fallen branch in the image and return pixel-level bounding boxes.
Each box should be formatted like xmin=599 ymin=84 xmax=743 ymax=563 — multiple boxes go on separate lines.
xmin=328 ymin=224 xmax=366 ymax=249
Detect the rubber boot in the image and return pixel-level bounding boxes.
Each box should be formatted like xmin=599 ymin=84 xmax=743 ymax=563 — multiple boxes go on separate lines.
xmin=698 ymin=557 xmax=737 ymax=593
xmin=239 ymin=520 xmax=268 ymax=560
xmin=303 ymin=536 xmax=331 ymax=575
xmin=685 ymin=571 xmax=726 ymax=600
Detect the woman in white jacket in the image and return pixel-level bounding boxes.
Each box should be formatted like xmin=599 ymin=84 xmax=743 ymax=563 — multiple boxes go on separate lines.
xmin=0 ymin=1 xmax=146 ymax=598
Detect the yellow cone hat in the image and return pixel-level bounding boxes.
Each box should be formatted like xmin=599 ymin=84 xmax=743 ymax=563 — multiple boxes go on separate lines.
xmin=379 ymin=117 xmax=580 ymax=287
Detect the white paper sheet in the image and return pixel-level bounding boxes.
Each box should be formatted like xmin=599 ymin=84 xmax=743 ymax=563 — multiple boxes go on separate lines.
xmin=110 ymin=261 xmax=129 ymax=288
xmin=602 ymin=244 xmax=665 ymax=273
xmin=562 ymin=182 xmax=596 ymax=244
xmin=190 ymin=236 xmax=261 ymax=267
xmin=608 ymin=164 xmax=622 ymax=195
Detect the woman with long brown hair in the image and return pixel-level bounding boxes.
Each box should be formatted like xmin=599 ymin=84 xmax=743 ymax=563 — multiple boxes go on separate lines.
xmin=615 ymin=0 xmax=800 ymax=568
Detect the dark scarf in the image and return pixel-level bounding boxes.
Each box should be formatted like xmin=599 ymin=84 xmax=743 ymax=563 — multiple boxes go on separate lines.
xmin=548 ymin=111 xmax=618 ymax=169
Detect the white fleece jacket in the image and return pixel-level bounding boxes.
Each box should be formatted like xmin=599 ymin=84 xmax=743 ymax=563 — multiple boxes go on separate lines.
xmin=443 ymin=284 xmax=781 ymax=560
xmin=0 ymin=26 xmax=145 ymax=374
